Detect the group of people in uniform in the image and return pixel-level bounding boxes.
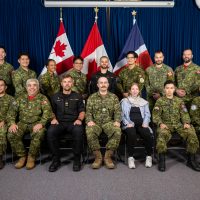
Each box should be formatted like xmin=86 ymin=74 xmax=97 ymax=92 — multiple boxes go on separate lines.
xmin=0 ymin=45 xmax=200 ymax=173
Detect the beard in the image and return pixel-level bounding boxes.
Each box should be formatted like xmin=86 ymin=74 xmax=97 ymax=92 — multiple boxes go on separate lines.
xmin=155 ymin=61 xmax=163 ymax=65
xmin=184 ymin=58 xmax=192 ymax=63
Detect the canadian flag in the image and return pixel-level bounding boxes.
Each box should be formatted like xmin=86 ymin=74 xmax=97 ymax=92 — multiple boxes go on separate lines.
xmin=40 ymin=20 xmax=74 ymax=75
xmin=81 ymin=22 xmax=112 ymax=80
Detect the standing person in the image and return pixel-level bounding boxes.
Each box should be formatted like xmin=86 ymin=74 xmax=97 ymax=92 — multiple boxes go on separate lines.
xmin=39 ymin=59 xmax=60 ymax=99
xmin=175 ymin=49 xmax=200 ymax=107
xmin=47 ymin=74 xmax=85 ymax=172
xmin=66 ymin=56 xmax=87 ymax=99
xmin=117 ymin=51 xmax=146 ymax=98
xmin=121 ymin=83 xmax=153 ymax=169
xmin=89 ymin=56 xmax=117 ymax=94
xmin=0 ymin=79 xmax=15 ymax=169
xmin=7 ymin=79 xmax=52 ymax=170
xmin=145 ymin=51 xmax=174 ymax=111
xmin=153 ymin=80 xmax=200 ymax=172
xmin=12 ymin=52 xmax=37 ymax=98
xmin=86 ymin=77 xmax=121 ymax=169
xmin=0 ymin=46 xmax=14 ymax=95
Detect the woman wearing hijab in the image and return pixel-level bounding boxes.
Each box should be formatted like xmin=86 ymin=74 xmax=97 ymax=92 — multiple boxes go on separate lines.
xmin=121 ymin=83 xmax=153 ymax=169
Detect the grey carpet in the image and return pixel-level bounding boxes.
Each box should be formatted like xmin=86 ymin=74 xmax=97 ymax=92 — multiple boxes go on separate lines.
xmin=0 ymin=151 xmax=200 ymax=200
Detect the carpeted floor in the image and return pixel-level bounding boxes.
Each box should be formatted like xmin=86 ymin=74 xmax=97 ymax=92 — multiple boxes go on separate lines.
xmin=0 ymin=150 xmax=200 ymax=200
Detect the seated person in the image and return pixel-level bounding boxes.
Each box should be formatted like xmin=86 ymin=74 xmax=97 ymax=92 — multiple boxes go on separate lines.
xmin=190 ymin=87 xmax=200 ymax=137
xmin=7 ymin=79 xmax=52 ymax=170
xmin=0 ymin=79 xmax=15 ymax=169
xmin=47 ymin=74 xmax=85 ymax=172
xmin=86 ymin=77 xmax=121 ymax=169
xmin=121 ymin=83 xmax=153 ymax=169
xmin=153 ymin=80 xmax=200 ymax=172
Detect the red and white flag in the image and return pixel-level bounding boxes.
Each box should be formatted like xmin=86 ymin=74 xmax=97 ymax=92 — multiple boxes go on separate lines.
xmin=81 ymin=22 xmax=112 ymax=80
xmin=113 ymin=20 xmax=152 ymax=75
xmin=40 ymin=20 xmax=74 ymax=75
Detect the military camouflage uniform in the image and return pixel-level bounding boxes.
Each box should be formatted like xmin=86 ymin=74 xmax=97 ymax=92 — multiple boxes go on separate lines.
xmin=12 ymin=66 xmax=37 ymax=97
xmin=175 ymin=62 xmax=200 ymax=106
xmin=190 ymin=96 xmax=200 ymax=134
xmin=7 ymin=93 xmax=52 ymax=158
xmin=66 ymin=68 xmax=87 ymax=95
xmin=0 ymin=94 xmax=15 ymax=155
xmin=39 ymin=71 xmax=60 ymax=99
xmin=117 ymin=65 xmax=145 ymax=94
xmin=86 ymin=92 xmax=121 ymax=151
xmin=145 ymin=64 xmax=174 ymax=111
xmin=0 ymin=61 xmax=14 ymax=95
xmin=153 ymin=96 xmax=199 ymax=154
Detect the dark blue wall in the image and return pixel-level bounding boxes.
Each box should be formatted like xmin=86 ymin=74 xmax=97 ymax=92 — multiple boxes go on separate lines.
xmin=0 ymin=0 xmax=200 ymax=74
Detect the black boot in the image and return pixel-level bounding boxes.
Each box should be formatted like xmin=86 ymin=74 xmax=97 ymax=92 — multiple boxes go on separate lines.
xmin=73 ymin=154 xmax=81 ymax=172
xmin=158 ymin=153 xmax=165 ymax=172
xmin=0 ymin=155 xmax=5 ymax=169
xmin=48 ymin=157 xmax=61 ymax=172
xmin=187 ymin=154 xmax=200 ymax=171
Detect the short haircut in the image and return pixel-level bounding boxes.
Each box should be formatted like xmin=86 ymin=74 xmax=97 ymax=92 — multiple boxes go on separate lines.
xmin=0 ymin=78 xmax=7 ymax=85
xmin=155 ymin=50 xmax=164 ymax=55
xmin=100 ymin=56 xmax=109 ymax=61
xmin=97 ymin=76 xmax=109 ymax=83
xmin=18 ymin=52 xmax=30 ymax=59
xmin=164 ymin=80 xmax=175 ymax=88
xmin=126 ymin=51 xmax=138 ymax=58
xmin=60 ymin=74 xmax=74 ymax=82
xmin=26 ymin=78 xmax=39 ymax=89
xmin=0 ymin=45 xmax=6 ymax=53
xmin=73 ymin=56 xmax=83 ymax=63
xmin=46 ymin=59 xmax=56 ymax=67
xmin=183 ymin=49 xmax=193 ymax=54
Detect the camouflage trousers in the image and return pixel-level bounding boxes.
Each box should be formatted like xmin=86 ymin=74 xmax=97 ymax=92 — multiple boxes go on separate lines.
xmin=156 ymin=125 xmax=199 ymax=154
xmin=0 ymin=125 xmax=7 ymax=155
xmin=86 ymin=121 xmax=121 ymax=151
xmin=7 ymin=122 xmax=46 ymax=158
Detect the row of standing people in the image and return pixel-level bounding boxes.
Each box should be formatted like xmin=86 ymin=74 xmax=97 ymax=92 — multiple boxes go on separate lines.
xmin=0 ymin=46 xmax=200 ymax=171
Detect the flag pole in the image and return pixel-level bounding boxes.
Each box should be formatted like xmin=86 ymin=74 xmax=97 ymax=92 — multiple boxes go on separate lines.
xmin=132 ymin=10 xmax=137 ymax=25
xmin=94 ymin=7 xmax=99 ymax=23
xmin=60 ymin=7 xmax=63 ymax=21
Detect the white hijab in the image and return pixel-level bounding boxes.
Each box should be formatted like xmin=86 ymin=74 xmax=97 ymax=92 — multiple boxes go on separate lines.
xmin=127 ymin=96 xmax=148 ymax=107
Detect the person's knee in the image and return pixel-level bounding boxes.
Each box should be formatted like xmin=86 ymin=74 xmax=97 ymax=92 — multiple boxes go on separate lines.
xmin=47 ymin=126 xmax=59 ymax=140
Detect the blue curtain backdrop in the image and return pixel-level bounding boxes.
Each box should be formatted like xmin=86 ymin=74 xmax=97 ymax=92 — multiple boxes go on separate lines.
xmin=0 ymin=0 xmax=200 ymax=74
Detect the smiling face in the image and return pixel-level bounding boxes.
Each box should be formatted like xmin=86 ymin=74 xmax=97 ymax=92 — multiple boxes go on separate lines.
xmin=47 ymin=60 xmax=56 ymax=74
xmin=61 ymin=77 xmax=74 ymax=92
xmin=26 ymin=80 xmax=39 ymax=96
xmin=0 ymin=48 xmax=6 ymax=61
xmin=18 ymin=55 xmax=30 ymax=68
xmin=126 ymin=53 xmax=137 ymax=65
xmin=183 ymin=49 xmax=193 ymax=64
xmin=100 ymin=57 xmax=109 ymax=69
xmin=129 ymin=84 xmax=140 ymax=97
xmin=73 ymin=58 xmax=83 ymax=72
xmin=97 ymin=77 xmax=109 ymax=93
xmin=154 ymin=52 xmax=164 ymax=65
xmin=0 ymin=80 xmax=7 ymax=95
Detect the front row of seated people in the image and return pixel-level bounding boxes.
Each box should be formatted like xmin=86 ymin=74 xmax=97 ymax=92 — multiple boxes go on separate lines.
xmin=0 ymin=76 xmax=200 ymax=172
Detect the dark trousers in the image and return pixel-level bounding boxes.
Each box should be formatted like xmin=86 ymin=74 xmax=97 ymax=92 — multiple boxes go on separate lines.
xmin=47 ymin=122 xmax=84 ymax=161
xmin=124 ymin=126 xmax=153 ymax=157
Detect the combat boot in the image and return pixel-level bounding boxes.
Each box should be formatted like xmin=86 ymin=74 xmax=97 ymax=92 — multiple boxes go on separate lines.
xmin=26 ymin=155 xmax=36 ymax=170
xmin=187 ymin=154 xmax=200 ymax=171
xmin=0 ymin=155 xmax=5 ymax=169
xmin=158 ymin=153 xmax=165 ymax=172
xmin=91 ymin=150 xmax=102 ymax=169
xmin=15 ymin=156 xmax=27 ymax=169
xmin=104 ymin=150 xmax=115 ymax=169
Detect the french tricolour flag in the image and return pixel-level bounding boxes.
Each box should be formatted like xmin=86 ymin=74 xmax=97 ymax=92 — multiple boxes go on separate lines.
xmin=113 ymin=20 xmax=152 ymax=75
